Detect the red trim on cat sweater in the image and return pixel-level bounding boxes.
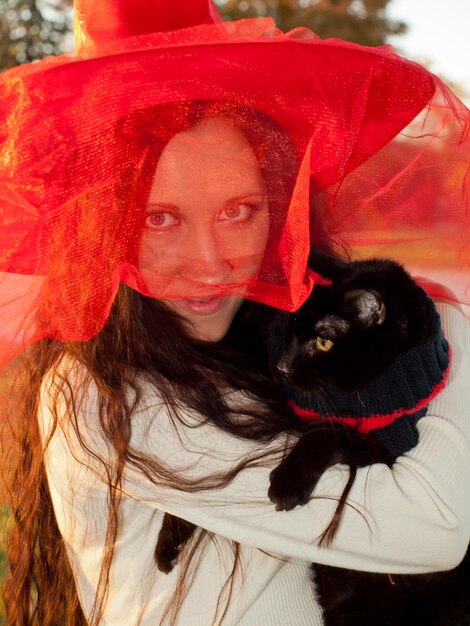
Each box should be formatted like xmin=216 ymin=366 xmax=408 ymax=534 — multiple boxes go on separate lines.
xmin=291 ymin=348 xmax=452 ymax=434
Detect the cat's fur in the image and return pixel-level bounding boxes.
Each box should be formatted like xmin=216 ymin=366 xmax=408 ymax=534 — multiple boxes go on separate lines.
xmin=155 ymin=250 xmax=470 ymax=625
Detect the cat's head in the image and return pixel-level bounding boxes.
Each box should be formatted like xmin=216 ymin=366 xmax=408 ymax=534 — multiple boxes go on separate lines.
xmin=275 ymin=285 xmax=402 ymax=393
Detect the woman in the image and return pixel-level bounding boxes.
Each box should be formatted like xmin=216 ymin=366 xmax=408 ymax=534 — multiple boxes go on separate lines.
xmin=4 ymin=101 xmax=470 ymax=626
xmin=2 ymin=1 xmax=470 ymax=625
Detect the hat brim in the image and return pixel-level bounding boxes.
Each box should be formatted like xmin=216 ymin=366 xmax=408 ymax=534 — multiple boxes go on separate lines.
xmin=1 ymin=21 xmax=435 ymax=190
xmin=0 ymin=20 xmax=448 ymax=359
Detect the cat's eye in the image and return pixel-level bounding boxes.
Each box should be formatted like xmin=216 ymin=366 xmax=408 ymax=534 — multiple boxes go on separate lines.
xmin=315 ymin=336 xmax=334 ymax=352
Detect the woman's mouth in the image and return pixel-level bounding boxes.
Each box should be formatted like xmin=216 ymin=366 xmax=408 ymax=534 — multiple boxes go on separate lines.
xmin=174 ymin=297 xmax=227 ymax=316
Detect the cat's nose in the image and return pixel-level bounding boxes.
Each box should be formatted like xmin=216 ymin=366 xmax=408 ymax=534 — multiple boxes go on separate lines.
xmin=277 ymin=357 xmax=293 ymax=376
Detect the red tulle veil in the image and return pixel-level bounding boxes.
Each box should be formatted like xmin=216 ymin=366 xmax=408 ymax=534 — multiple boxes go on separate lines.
xmin=0 ymin=0 xmax=469 ymax=370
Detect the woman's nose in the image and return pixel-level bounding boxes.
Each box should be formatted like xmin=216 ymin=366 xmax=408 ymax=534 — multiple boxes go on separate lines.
xmin=181 ymin=226 xmax=233 ymax=285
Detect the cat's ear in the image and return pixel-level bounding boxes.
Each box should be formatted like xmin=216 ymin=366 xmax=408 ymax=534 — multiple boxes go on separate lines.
xmin=308 ymin=248 xmax=348 ymax=280
xmin=342 ymin=289 xmax=386 ymax=328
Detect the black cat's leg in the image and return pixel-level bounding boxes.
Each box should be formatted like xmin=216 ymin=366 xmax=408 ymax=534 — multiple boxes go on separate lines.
xmin=323 ymin=604 xmax=404 ymax=626
xmin=268 ymin=426 xmax=392 ymax=511
xmin=314 ymin=564 xmax=405 ymax=626
xmin=391 ymin=553 xmax=470 ymax=626
xmin=154 ymin=513 xmax=196 ymax=573
xmin=316 ymin=557 xmax=470 ymax=626
xmin=268 ymin=427 xmax=350 ymax=511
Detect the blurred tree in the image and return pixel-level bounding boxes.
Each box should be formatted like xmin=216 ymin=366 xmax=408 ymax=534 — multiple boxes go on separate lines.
xmin=1 ymin=0 xmax=405 ymax=72
xmin=0 ymin=0 xmax=73 ymax=71
xmin=215 ymin=0 xmax=406 ymax=46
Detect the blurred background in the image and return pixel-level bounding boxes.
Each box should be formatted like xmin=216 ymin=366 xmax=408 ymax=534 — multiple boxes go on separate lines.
xmin=0 ymin=0 xmax=469 ymax=103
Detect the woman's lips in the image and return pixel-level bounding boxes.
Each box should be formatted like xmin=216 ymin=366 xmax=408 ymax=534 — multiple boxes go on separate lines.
xmin=174 ymin=297 xmax=227 ymax=316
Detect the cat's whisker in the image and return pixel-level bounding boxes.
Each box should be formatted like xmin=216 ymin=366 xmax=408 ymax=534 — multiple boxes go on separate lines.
xmin=355 ymin=392 xmax=365 ymax=408
xmin=309 ymin=384 xmax=340 ymax=420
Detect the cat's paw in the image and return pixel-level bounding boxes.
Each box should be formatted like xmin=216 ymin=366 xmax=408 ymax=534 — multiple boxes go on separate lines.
xmin=154 ymin=516 xmax=196 ymax=574
xmin=342 ymin=289 xmax=385 ymax=328
xmin=154 ymin=540 xmax=183 ymax=574
xmin=268 ymin=458 xmax=319 ymax=511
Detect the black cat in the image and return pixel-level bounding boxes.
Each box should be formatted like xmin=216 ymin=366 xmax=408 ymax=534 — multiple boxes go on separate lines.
xmin=267 ymin=250 xmax=469 ymax=626
xmin=267 ymin=248 xmax=446 ymax=513
xmin=155 ymin=251 xmax=469 ymax=625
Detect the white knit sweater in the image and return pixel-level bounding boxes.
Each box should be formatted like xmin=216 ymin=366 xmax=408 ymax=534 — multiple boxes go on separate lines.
xmin=38 ymin=302 xmax=470 ymax=625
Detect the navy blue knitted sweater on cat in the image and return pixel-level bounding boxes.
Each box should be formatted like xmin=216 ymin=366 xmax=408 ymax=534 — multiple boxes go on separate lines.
xmin=269 ymin=297 xmax=450 ymax=458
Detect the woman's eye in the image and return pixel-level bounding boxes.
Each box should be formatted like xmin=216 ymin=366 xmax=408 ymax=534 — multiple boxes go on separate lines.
xmin=145 ymin=212 xmax=179 ymax=230
xmin=218 ymin=203 xmax=256 ymax=223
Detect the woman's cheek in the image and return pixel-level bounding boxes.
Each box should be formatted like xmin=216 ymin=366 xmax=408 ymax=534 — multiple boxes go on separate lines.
xmin=220 ymin=209 xmax=270 ymax=273
xmin=139 ymin=230 xmax=179 ymax=272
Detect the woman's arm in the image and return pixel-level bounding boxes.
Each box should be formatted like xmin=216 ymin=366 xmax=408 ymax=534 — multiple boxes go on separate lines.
xmin=39 ymin=302 xmax=470 ymax=574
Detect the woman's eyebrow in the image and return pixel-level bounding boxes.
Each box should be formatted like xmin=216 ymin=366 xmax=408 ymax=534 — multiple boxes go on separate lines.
xmin=146 ymin=194 xmax=267 ymax=212
xmin=146 ymin=202 xmax=180 ymax=211
xmin=228 ymin=193 xmax=267 ymax=202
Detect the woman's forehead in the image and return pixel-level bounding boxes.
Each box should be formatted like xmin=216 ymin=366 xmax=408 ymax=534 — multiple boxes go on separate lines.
xmin=149 ymin=118 xmax=265 ymax=201
xmin=158 ymin=117 xmax=256 ymax=162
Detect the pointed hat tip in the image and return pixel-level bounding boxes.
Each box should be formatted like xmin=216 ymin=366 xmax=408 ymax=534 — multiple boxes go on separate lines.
xmin=74 ymin=0 xmax=222 ymax=51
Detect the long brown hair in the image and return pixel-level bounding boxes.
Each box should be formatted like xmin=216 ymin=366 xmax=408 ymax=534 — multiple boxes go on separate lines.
xmin=3 ymin=102 xmax=301 ymax=625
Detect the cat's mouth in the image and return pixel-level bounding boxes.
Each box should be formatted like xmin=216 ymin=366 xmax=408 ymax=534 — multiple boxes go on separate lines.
xmin=276 ymin=365 xmax=307 ymax=391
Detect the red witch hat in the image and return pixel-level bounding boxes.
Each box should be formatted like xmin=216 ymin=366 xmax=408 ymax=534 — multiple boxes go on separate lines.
xmin=0 ymin=0 xmax=468 ymax=368
xmin=74 ymin=0 xmax=223 ymax=50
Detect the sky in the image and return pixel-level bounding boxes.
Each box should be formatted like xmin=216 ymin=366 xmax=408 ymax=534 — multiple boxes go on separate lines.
xmin=386 ymin=0 xmax=470 ymax=103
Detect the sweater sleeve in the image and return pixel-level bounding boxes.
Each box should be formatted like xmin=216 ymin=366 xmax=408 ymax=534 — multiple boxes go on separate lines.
xmin=39 ymin=302 xmax=470 ymax=575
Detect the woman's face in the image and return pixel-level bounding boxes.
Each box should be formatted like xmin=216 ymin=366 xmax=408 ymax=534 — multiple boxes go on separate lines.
xmin=139 ymin=117 xmax=270 ymax=341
